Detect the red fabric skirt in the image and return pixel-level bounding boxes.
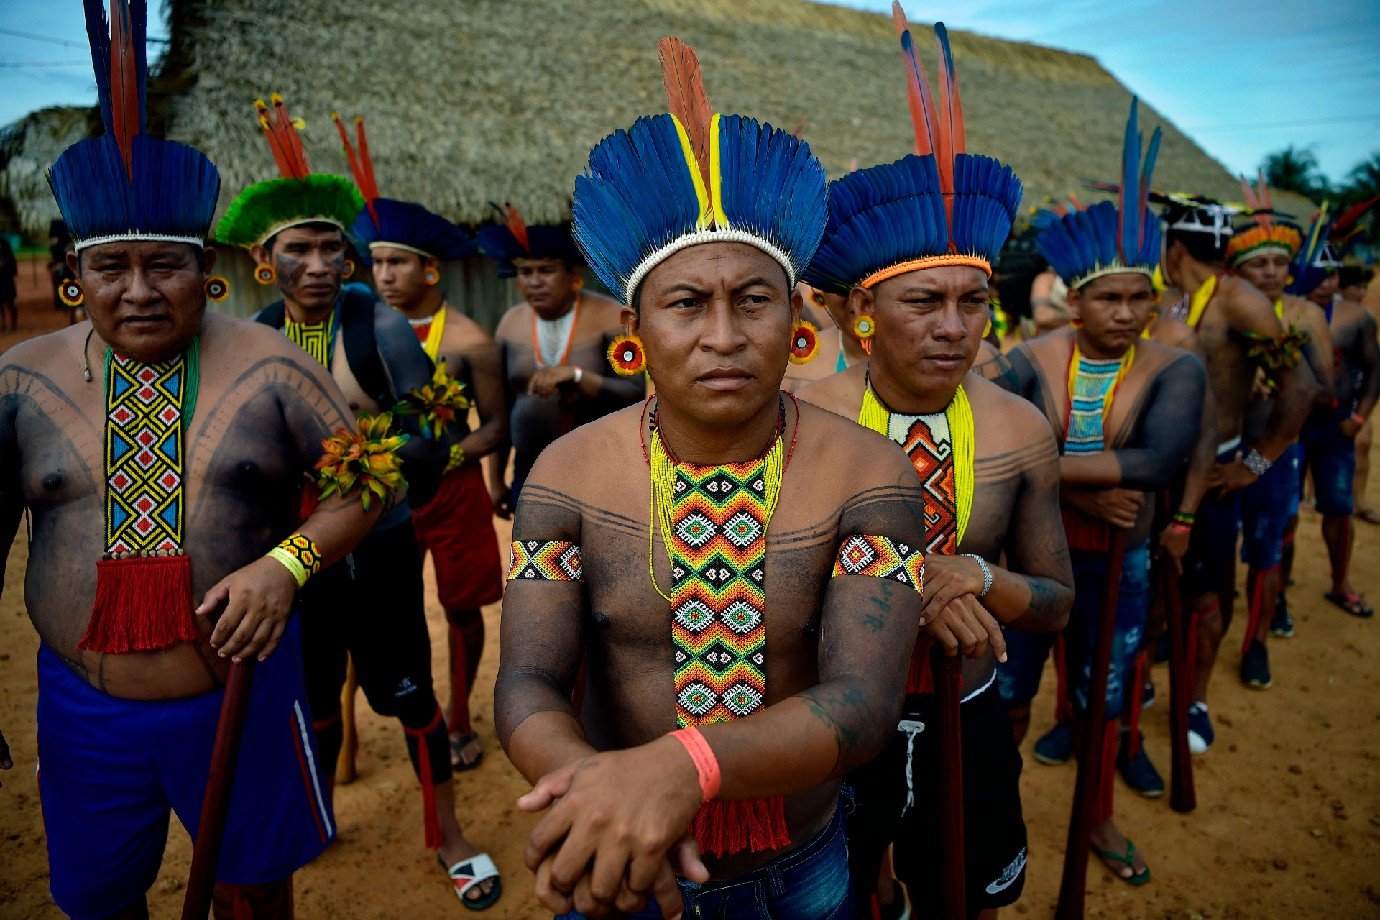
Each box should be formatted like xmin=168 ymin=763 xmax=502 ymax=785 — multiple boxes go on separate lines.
xmin=411 ymin=465 xmax=504 ymax=609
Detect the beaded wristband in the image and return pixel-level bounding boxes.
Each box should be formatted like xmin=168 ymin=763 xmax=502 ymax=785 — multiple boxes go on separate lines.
xmin=669 ymin=727 xmax=721 ymax=804
xmin=1351 ymin=413 xmax=1368 ymax=428
xmin=267 ymin=533 xmax=323 ymax=588
xmin=1169 ymin=521 xmax=1193 ymax=535
xmin=1172 ymin=510 xmax=1196 ymax=526
xmin=444 ymin=443 xmax=466 ymax=473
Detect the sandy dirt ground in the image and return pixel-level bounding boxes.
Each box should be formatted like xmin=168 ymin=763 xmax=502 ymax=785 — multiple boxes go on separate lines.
xmin=1 ymin=268 xmax=1378 ymax=918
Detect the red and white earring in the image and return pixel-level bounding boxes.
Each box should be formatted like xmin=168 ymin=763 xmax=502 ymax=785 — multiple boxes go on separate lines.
xmin=789 ymin=320 xmax=819 ymax=365
xmin=607 ymin=334 xmax=645 ymax=376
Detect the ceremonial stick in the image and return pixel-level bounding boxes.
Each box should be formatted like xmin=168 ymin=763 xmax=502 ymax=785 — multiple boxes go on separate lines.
xmin=932 ymin=648 xmax=966 ymax=920
xmin=182 ymin=659 xmax=254 ymax=920
xmin=1054 ymin=528 xmax=1127 ymax=920
xmin=336 ymin=656 xmax=359 ymax=785
xmin=1162 ymin=553 xmax=1196 ymax=813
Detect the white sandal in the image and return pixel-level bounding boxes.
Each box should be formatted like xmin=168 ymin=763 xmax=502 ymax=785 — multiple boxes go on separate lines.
xmin=439 ymin=851 xmax=503 ymax=911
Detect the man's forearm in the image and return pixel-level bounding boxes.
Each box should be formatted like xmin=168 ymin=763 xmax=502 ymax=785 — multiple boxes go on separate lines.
xmin=296 ymin=493 xmax=383 ymax=569
xmin=986 ymin=566 xmax=1071 ymax=633
xmin=1254 ymin=362 xmax=1315 ymax=459
xmin=1059 ymin=453 xmax=1122 ymax=488
xmin=456 ymin=415 xmax=506 ymax=462
xmin=506 ymin=706 xmax=596 ymax=785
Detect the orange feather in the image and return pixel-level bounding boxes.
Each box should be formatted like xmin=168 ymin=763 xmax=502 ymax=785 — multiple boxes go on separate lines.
xmin=108 ymin=0 xmax=138 ymax=178
xmin=505 ymin=204 xmax=531 ymax=256
xmin=658 ymin=37 xmax=714 ymax=198
xmin=892 ymin=2 xmax=935 ymax=157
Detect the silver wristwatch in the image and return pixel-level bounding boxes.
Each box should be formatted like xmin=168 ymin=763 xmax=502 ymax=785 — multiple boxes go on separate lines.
xmin=963 ymin=553 xmax=993 ymax=598
xmin=1242 ymin=449 xmax=1271 ymax=477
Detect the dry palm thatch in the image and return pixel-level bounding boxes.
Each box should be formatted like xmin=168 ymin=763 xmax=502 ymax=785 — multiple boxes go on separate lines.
xmin=3 ymin=0 xmax=1316 ymax=237
xmin=0 ymin=107 xmax=99 ymax=237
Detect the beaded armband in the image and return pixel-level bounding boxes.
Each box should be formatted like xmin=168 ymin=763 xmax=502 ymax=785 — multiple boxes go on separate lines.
xmin=508 ymin=540 xmax=583 ymax=582
xmin=395 ymin=362 xmax=471 ymax=441
xmin=444 ymin=444 xmax=466 ymax=473
xmin=315 ymin=413 xmax=409 ymax=511
xmin=832 ymin=535 xmax=924 ymax=595
xmin=268 ymin=533 xmax=323 ymax=588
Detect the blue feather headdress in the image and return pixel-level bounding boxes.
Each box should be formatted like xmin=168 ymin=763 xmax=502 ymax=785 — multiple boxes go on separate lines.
xmin=571 ymin=38 xmax=828 ymax=305
xmin=805 ymin=8 xmax=1021 ymax=294
xmin=476 ymin=205 xmax=583 ymax=278
xmin=1287 ymin=207 xmax=1341 ymax=297
xmin=329 ymin=114 xmax=474 ymax=262
xmin=48 ymin=0 xmax=219 ymax=252
xmin=1033 ymin=98 xmax=1162 ymax=289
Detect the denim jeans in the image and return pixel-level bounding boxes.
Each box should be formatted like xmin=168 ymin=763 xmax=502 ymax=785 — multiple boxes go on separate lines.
xmin=998 ymin=542 xmax=1151 ymax=719
xmin=557 ymin=805 xmax=853 ymax=920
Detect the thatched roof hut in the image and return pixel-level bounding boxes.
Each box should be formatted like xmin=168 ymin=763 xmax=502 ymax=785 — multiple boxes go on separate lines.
xmin=0 ymin=107 xmax=97 ymax=239
xmin=0 ymin=0 xmax=1316 ymax=320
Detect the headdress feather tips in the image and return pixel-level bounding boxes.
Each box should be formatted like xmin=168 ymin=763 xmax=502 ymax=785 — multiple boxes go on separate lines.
xmin=804 ymin=8 xmax=1020 ymax=294
xmin=475 ymin=203 xmax=580 ymax=277
xmin=49 ymin=0 xmax=219 ymax=251
xmin=1226 ymin=171 xmax=1303 ymax=267
xmin=1034 ymin=97 xmax=1160 ymax=289
xmin=571 ymin=38 xmax=827 ymax=304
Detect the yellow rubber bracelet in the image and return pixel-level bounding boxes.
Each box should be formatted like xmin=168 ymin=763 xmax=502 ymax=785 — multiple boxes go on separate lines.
xmin=268 ymin=546 xmax=309 ymax=587
xmin=267 ymin=533 xmax=323 ymax=589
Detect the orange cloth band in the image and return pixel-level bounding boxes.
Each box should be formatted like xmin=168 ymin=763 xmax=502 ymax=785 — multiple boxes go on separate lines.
xmin=670 ymin=727 xmax=721 ymax=804
xmin=860 ymin=254 xmax=993 ymax=289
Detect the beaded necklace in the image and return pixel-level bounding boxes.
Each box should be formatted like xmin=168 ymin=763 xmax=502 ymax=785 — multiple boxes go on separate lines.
xmin=1063 ymin=342 xmax=1135 ymax=453
xmin=531 ymin=295 xmax=580 ymax=367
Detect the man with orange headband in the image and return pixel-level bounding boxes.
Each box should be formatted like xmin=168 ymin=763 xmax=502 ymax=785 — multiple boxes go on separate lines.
xmin=799 ymin=14 xmax=1073 ymax=917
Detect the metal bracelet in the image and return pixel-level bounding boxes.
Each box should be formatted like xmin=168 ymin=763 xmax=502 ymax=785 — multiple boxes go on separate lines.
xmin=573 ymin=366 xmax=584 ymax=384
xmin=963 ymin=553 xmax=993 ymax=598
xmin=1242 ymin=449 xmax=1271 ymax=477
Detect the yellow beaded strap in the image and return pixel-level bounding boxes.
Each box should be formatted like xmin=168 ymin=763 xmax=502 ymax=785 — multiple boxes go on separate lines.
xmin=268 ymin=533 xmax=323 ymax=588
xmin=858 ymin=382 xmax=974 ymax=546
xmin=1183 ymin=274 xmax=1218 ymax=330
xmin=1273 ymin=298 xmax=1284 ymax=321
xmin=421 ymin=305 xmax=447 ymax=362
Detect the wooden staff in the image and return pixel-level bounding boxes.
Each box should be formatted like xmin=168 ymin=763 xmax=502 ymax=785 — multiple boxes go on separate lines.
xmin=1161 ymin=555 xmax=1196 ymax=813
xmin=932 ymin=649 xmax=966 ymax=920
xmin=335 ymin=656 xmax=359 ymax=784
xmin=1054 ymin=528 xmax=1127 ymax=920
xmin=181 ymin=659 xmax=254 ymax=920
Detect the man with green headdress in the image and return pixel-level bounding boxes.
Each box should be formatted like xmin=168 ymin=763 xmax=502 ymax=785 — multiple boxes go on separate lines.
xmin=217 ymin=94 xmax=501 ymax=909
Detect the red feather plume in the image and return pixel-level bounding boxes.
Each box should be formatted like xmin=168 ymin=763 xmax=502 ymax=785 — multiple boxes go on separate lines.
xmin=658 ymin=37 xmax=715 ymax=202
xmin=892 ymin=2 xmax=936 ymax=157
xmin=505 ymin=204 xmax=531 ymax=256
xmin=108 ymin=0 xmax=139 ymax=179
xmin=333 ymin=112 xmax=380 ymax=227
xmin=255 ymin=93 xmax=310 ymax=180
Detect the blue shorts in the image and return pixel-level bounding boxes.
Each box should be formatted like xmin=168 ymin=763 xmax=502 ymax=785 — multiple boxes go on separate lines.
xmin=1240 ymin=443 xmax=1302 ymax=569
xmin=998 ymin=543 xmax=1151 ymax=719
xmin=1182 ymin=446 xmax=1244 ymax=597
xmin=558 ymin=805 xmax=853 ymax=920
xmin=1299 ymin=419 xmax=1356 ymax=517
xmin=38 ymin=618 xmax=334 ymax=918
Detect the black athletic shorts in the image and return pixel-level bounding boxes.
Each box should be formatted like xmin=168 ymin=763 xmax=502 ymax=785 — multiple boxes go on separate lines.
xmin=845 ymin=681 xmax=1028 ymax=916
xmin=297 ymin=519 xmax=438 ymax=724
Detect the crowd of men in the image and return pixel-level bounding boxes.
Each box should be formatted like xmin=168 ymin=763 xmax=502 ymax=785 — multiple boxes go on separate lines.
xmin=0 ymin=2 xmax=1376 ymax=918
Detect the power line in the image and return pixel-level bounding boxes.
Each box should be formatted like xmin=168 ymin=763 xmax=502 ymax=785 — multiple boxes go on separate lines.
xmin=0 ymin=25 xmax=168 ymax=47
xmin=1186 ymin=114 xmax=1380 ymax=133
xmin=0 ymin=61 xmax=90 ymax=69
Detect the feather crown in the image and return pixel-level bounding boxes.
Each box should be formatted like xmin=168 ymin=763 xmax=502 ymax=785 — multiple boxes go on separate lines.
xmin=1225 ymin=173 xmax=1302 ymax=268
xmin=571 ymin=37 xmax=828 ymax=305
xmin=1033 ymin=98 xmax=1162 ymax=289
xmin=1287 ymin=206 xmax=1340 ymax=297
xmin=214 ymin=94 xmax=363 ymax=248
xmin=804 ymin=5 xmax=1021 ymax=294
xmin=476 ymin=204 xmax=582 ymax=278
xmin=331 ymin=114 xmax=474 ymax=262
xmin=48 ymin=0 xmax=220 ymax=252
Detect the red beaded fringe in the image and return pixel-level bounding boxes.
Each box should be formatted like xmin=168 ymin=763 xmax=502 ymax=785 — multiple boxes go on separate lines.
xmin=692 ymin=795 xmax=791 ymax=857
xmin=78 ymin=554 xmax=198 ymax=653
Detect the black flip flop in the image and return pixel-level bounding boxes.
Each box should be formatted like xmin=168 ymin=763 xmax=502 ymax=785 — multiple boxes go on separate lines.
xmin=449 ymin=731 xmax=484 ymax=771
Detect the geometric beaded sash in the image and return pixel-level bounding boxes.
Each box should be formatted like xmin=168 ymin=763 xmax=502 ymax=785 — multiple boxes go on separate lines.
xmin=104 ymin=346 xmax=197 ymax=556
xmin=668 ymin=458 xmax=772 ymax=729
xmin=285 ymin=312 xmax=336 ymax=368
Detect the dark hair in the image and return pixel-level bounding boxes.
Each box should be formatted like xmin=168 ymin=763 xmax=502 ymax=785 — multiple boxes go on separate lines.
xmin=1339 ymin=265 xmax=1374 ymax=290
xmin=263 ymin=220 xmax=344 ymax=253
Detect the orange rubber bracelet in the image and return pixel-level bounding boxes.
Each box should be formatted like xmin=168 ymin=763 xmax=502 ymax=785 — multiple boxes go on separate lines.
xmin=669 ymin=727 xmax=721 ymax=804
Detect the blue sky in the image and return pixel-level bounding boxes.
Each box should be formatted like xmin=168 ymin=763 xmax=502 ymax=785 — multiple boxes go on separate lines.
xmin=3 ymin=0 xmax=1377 ymax=184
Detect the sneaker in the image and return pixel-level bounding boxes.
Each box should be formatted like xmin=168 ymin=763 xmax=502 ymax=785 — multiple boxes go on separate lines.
xmin=1270 ymin=595 xmax=1295 ymax=638
xmin=1033 ymin=720 xmax=1076 ymax=765
xmin=1141 ymin=680 xmax=1157 ymax=710
xmin=1187 ymin=703 xmax=1214 ymax=755
xmin=1116 ymin=732 xmax=1165 ymax=798
xmin=1241 ymin=640 xmax=1272 ymax=690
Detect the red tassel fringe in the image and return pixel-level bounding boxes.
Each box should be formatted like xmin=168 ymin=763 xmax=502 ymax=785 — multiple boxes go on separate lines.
xmin=78 ymin=555 xmax=199 ymax=654
xmin=232 ymin=890 xmax=253 ymax=920
xmin=406 ymin=708 xmax=446 ymax=850
xmin=691 ymin=795 xmax=791 ymax=857
xmin=1092 ymin=720 xmax=1119 ymax=823
xmin=905 ymin=637 xmax=934 ymax=695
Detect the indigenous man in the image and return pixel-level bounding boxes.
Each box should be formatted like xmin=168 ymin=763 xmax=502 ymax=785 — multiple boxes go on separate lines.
xmin=216 ymin=97 xmax=500 ymax=908
xmin=1000 ymin=101 xmax=1206 ymax=885
xmin=799 ymin=16 xmax=1074 ymax=917
xmin=338 ymin=115 xmax=507 ymax=771
xmin=0 ymin=4 xmax=379 ymax=915
xmin=1225 ymin=183 xmax=1334 ymax=682
xmin=498 ymin=39 xmax=953 ymax=920
xmin=480 ymin=210 xmax=644 ymax=518
xmin=1156 ymin=195 xmax=1314 ymax=753
xmin=1292 ymin=221 xmax=1380 ymax=618
xmin=1342 ymin=265 xmax=1380 ymax=524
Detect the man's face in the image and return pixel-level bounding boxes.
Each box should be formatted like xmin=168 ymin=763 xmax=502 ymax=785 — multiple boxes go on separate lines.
xmin=255 ymin=225 xmax=346 ymax=312
xmin=70 ymin=241 xmax=209 ymax=362
xmin=371 ymin=246 xmax=432 ymax=309
xmin=1071 ymin=273 xmax=1156 ymax=353
xmin=515 ymin=259 xmax=580 ymax=319
xmin=1309 ymin=271 xmax=1339 ymax=307
xmin=1234 ymin=251 xmax=1291 ymax=302
xmin=868 ymin=265 xmax=990 ymax=395
xmin=1341 ymin=281 xmax=1369 ymax=303
xmin=634 ymin=242 xmax=795 ymax=428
